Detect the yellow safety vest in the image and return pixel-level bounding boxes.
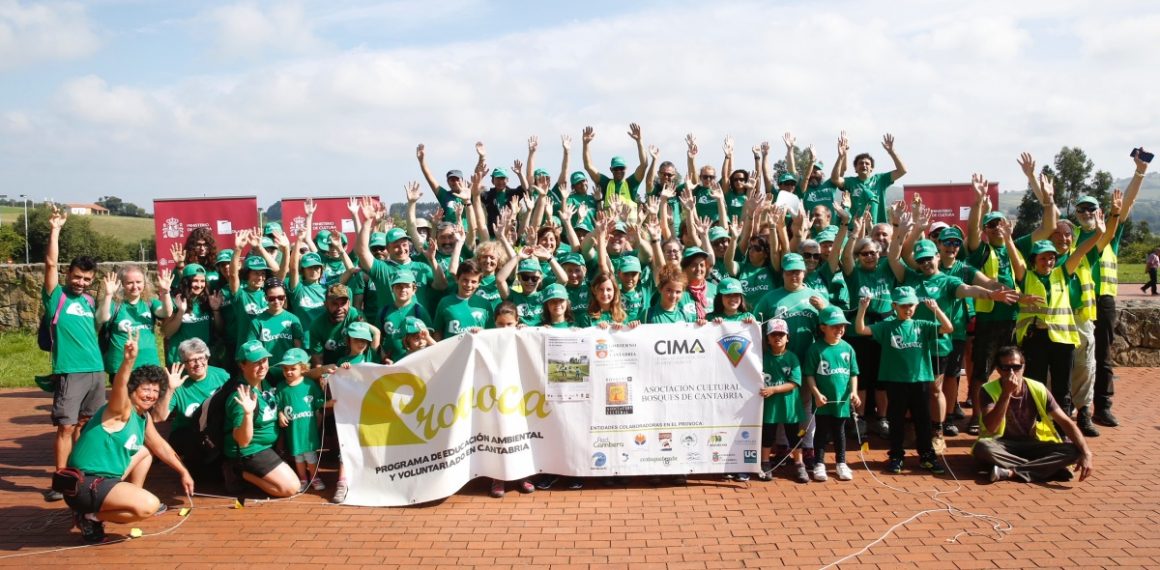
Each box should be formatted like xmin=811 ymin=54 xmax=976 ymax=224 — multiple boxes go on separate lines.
xmin=1071 ymin=247 xmax=1097 ymax=323
xmin=975 ymin=246 xmax=1001 ymax=314
xmin=976 ymin=377 xmax=1062 ymax=444
xmin=603 ymin=178 xmax=635 ymax=209
xmin=1096 ymin=245 xmax=1118 ymax=297
xmin=1016 ymin=268 xmax=1079 ymax=346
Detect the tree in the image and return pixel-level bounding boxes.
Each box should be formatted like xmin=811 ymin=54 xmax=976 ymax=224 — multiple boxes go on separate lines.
xmin=1050 ymin=147 xmax=1101 ymax=217
xmin=18 ymin=206 xmax=134 ymax=263
xmin=1012 ymin=188 xmax=1042 ymax=239
xmin=0 ymin=225 xmax=25 ymax=263
xmin=264 ymin=201 xmax=282 ymax=223
xmin=770 ymin=145 xmax=814 ymax=183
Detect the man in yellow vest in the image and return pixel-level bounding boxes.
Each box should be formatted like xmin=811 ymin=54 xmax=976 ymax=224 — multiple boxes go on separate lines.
xmin=1079 ymin=149 xmax=1151 ymax=427
xmin=974 ymin=346 xmax=1094 ymax=483
xmin=580 ymin=123 xmax=648 ymax=215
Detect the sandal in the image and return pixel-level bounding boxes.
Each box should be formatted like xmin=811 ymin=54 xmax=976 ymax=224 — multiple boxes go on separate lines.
xmin=967 ymin=423 xmax=980 ymax=436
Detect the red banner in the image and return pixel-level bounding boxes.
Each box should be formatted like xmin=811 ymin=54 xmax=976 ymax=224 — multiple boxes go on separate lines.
xmin=280 ymin=197 xmax=380 ymax=251
xmin=154 ymin=196 xmax=259 ymax=271
xmin=904 ymin=182 xmax=1000 ymax=229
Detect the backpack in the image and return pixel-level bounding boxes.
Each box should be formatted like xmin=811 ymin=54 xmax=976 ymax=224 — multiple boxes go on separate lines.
xmin=38 ymin=291 xmax=95 ymax=352
xmin=197 ymin=378 xmax=242 ymax=464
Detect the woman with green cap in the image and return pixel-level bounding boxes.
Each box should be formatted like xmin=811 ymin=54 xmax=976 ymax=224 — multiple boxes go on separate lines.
xmin=676 ymin=246 xmax=716 ymax=320
xmin=162 ymin=263 xmax=224 ymax=367
xmin=97 ymin=265 xmax=173 ymax=376
xmin=243 ymin=278 xmax=304 ymax=385
xmin=225 ymin=340 xmax=298 ymax=497
xmin=539 ymin=283 xmax=574 ymax=328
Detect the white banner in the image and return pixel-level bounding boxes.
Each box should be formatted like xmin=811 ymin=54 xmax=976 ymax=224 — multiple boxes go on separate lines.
xmin=329 ymin=323 xmax=763 ymax=507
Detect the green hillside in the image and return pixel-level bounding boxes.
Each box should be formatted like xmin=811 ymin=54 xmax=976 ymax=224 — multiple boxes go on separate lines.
xmin=0 ymin=206 xmax=154 ymax=245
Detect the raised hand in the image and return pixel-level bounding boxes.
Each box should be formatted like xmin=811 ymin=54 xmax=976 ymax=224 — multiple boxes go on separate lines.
xmin=627 ymin=123 xmax=642 ymax=141
xmin=760 ymin=141 xmax=771 ymax=156
xmin=103 ymin=272 xmax=121 ymax=298
xmin=475 ymin=141 xmax=486 ymax=158
xmin=648 ymin=144 xmax=660 ymax=160
xmin=405 ymin=181 xmax=422 ymax=203
xmin=513 ymin=159 xmax=524 ymax=173
xmin=971 ymin=173 xmax=988 ymax=200
xmin=881 ymin=133 xmax=896 ymax=152
xmin=645 ymin=195 xmax=661 ymax=217
xmin=708 ymin=179 xmax=724 ymax=200
xmin=528 ymin=135 xmax=539 ymax=152
xmin=157 ymin=269 xmax=173 ymax=292
xmin=1017 ymin=152 xmax=1035 ymax=178
xmin=233 ymin=384 xmax=257 ymax=414
xmin=751 ymin=144 xmax=762 ymax=159
xmin=48 ymin=205 xmax=68 ymax=230
xmin=167 ymin=362 xmax=187 ymax=390
xmin=561 ymin=134 xmax=571 ymax=151
xmin=123 ymin=328 xmax=140 ymax=363
xmin=1039 ymin=174 xmax=1055 ymax=203
xmin=783 ymin=131 xmax=796 ymax=149
xmin=660 ymin=181 xmax=677 ymax=200
xmin=1111 ymin=188 xmax=1123 ymax=214
xmin=575 ymin=203 xmax=590 ymax=224
xmin=172 ymin=293 xmax=188 ymax=315
xmin=415 ymin=143 xmax=425 ymax=161
xmin=582 ymin=126 xmax=596 ymax=144
xmin=346 ymin=197 xmax=360 ymax=220
xmin=723 ymin=135 xmax=735 ymax=156
xmin=837 ymin=131 xmax=849 ymax=155
xmin=685 ymin=133 xmax=698 ymax=157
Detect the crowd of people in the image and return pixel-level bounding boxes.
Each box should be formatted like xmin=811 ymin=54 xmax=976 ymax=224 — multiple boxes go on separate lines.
xmin=39 ymin=126 xmax=1148 ymax=542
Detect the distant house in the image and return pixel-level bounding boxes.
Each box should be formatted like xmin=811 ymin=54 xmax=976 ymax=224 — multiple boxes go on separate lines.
xmin=68 ymin=203 xmax=110 ymax=216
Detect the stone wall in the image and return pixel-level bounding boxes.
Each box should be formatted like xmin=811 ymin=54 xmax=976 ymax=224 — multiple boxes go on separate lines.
xmin=1110 ymin=301 xmax=1160 ymax=367
xmin=0 ymin=262 xmax=157 ymax=331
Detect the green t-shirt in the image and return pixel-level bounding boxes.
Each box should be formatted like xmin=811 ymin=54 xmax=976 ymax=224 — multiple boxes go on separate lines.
xmin=736 ymin=259 xmax=776 ymax=309
xmin=433 ymin=295 xmax=493 ymax=338
xmin=550 ymin=190 xmax=598 ymax=229
xmin=337 ymin=351 xmax=374 ymax=366
xmin=678 ymin=282 xmax=717 ymax=319
xmin=803 ymin=340 xmax=859 ymax=417
xmin=224 ymin=380 xmax=279 ymax=458
xmin=306 ymin=307 xmax=363 ymax=365
xmin=967 ymin=242 xmax=1017 ymax=322
xmin=321 ymin=257 xmax=364 ymax=299
xmin=620 ymin=282 xmax=654 ymax=323
xmin=380 ymin=300 xmax=432 ymax=362
xmin=165 ymin=299 xmax=214 ymax=366
xmin=368 ymin=258 xmax=436 ymax=314
xmin=575 ymin=310 xmax=614 ymax=327
xmin=843 ymin=173 xmax=893 ymax=223
xmin=275 ymin=379 xmax=324 ymax=456
xmin=476 ymin=274 xmax=503 ymax=308
xmin=940 ymin=260 xmax=978 ymax=341
xmin=245 ymin=310 xmax=304 ymax=371
xmin=692 ymin=185 xmax=721 ymax=222
xmin=752 ymin=287 xmax=821 ymax=361
xmin=67 ymin=404 xmax=146 ymax=478
xmin=762 ymin=350 xmax=803 ymax=424
xmin=647 ymin=182 xmax=684 ymax=235
xmin=43 ymin=285 xmax=102 ymax=374
xmin=232 ymin=286 xmax=268 ymax=340
xmin=509 ymin=289 xmax=545 ymax=326
xmin=290 ymin=281 xmax=327 ymax=336
xmin=706 ymin=310 xmax=754 ymax=322
xmin=846 ymin=258 xmax=895 ymax=331
xmin=167 ymin=366 xmax=230 ymax=431
xmin=869 ymin=318 xmax=939 ymax=383
xmin=435 ymin=185 xmax=468 ymax=226
xmin=645 ymin=304 xmax=694 ymax=324
xmin=904 ymin=270 xmax=964 ymax=356
xmin=103 ymin=298 xmax=163 ymax=373
xmin=724 ymin=190 xmax=747 ymax=221
xmin=798 ymin=180 xmax=841 ymax=219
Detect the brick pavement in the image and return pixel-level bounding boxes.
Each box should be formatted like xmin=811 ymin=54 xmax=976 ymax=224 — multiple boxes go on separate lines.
xmin=2 ymin=370 xmax=1159 ymax=569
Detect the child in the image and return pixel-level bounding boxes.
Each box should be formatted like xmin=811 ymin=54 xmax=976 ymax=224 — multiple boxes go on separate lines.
xmin=493 ymin=301 xmax=520 ymax=329
xmin=379 ymin=269 xmax=432 ymax=363
xmin=578 ymin=273 xmax=629 ymax=328
xmin=759 ymin=319 xmax=809 ymax=484
xmin=497 ymin=249 xmax=563 ymax=326
xmin=616 ymin=256 xmax=653 ymax=324
xmin=433 ymin=260 xmax=493 ymax=339
xmin=399 ymin=317 xmax=437 ymax=355
xmin=337 ymin=321 xmax=379 ymax=367
xmin=707 ymin=278 xmax=755 ymax=323
xmin=540 ymin=283 xmax=574 ymax=328
xmin=275 ymin=348 xmax=326 ymax=492
xmin=804 ymin=306 xmax=861 ymax=482
xmin=644 ymin=265 xmax=703 ymax=324
xmin=855 ymin=286 xmax=952 ymax=475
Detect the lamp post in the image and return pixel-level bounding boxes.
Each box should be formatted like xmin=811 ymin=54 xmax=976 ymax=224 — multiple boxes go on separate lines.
xmin=19 ymin=194 xmax=29 ymax=264
xmin=0 ymin=194 xmax=6 ymax=228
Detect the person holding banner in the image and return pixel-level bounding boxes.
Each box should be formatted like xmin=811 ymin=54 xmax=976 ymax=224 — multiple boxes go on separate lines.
xmin=645 ymin=265 xmax=703 ymax=324
xmin=224 ymin=340 xmax=298 ymax=498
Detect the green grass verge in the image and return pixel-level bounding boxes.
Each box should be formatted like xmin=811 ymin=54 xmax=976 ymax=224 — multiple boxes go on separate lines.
xmin=0 ymin=210 xmax=153 ymax=245
xmin=1120 ymin=263 xmax=1145 ymax=284
xmin=0 ymin=332 xmax=50 ymax=389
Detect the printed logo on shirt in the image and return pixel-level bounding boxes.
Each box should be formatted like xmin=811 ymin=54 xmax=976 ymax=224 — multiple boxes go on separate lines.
xmin=65 ymin=301 xmax=94 ymax=318
xmin=818 ymin=360 xmax=850 ymax=376
xmin=124 ymin=433 xmax=141 ymax=452
xmin=890 ymin=334 xmax=922 ymax=350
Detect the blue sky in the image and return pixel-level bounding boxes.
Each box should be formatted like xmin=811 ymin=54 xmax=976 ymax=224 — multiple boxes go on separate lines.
xmin=1 ymin=0 xmax=1155 ymax=211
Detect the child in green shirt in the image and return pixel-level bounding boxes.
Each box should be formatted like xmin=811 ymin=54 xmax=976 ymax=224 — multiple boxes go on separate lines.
xmin=399 ymin=317 xmax=437 ymax=355
xmin=540 ymin=284 xmax=574 ymax=328
xmin=275 ymin=348 xmax=325 ymax=492
xmin=759 ymin=319 xmax=809 ymax=484
xmin=706 ymin=278 xmax=756 ymax=323
xmin=337 ymin=321 xmax=379 ymax=366
xmin=804 ymin=306 xmax=861 ymax=482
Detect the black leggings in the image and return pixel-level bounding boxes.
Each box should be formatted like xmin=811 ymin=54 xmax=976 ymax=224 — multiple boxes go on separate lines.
xmin=812 ymin=415 xmax=847 ymax=466
xmin=883 ymin=381 xmax=934 ymax=460
xmin=761 ymin=422 xmax=801 ymax=451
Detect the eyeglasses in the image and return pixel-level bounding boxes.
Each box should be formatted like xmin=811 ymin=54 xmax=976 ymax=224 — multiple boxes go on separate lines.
xmin=182 ymin=355 xmax=208 ymax=365
xmin=266 ymin=295 xmax=286 ymax=302
xmin=700 ymin=174 xmax=714 ymax=180
xmin=519 ymin=274 xmax=540 ymax=282
xmin=941 ymin=240 xmax=963 ymax=248
xmin=1076 ymin=206 xmax=1097 ymax=214
xmin=328 ymin=298 xmax=349 ymax=306
xmin=371 ymin=247 xmax=387 ymax=253
xmin=858 ymin=250 xmax=879 ymax=257
xmin=997 ymin=363 xmax=1023 ymax=372
xmin=985 ymin=222 xmax=1002 ymax=229
xmin=801 ymin=253 xmax=822 ymax=260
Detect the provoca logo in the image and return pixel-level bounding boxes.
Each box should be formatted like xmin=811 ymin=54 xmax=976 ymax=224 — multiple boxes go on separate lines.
xmin=716 ymin=334 xmax=751 ymax=368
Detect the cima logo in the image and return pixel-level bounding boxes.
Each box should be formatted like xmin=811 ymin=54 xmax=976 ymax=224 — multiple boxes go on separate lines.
xmin=716 ymin=335 xmax=751 ymax=368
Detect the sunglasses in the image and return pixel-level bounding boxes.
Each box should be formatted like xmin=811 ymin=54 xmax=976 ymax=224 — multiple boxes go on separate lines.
xmin=371 ymin=247 xmax=387 ymax=253
xmin=519 ymin=274 xmax=541 ymax=282
xmin=858 ymin=250 xmax=879 ymax=257
xmin=801 ymin=253 xmax=823 ymax=260
xmin=985 ymin=222 xmax=1002 ymax=229
xmin=731 ymin=177 xmax=746 ymax=183
xmin=997 ymin=363 xmax=1023 ymax=372
xmin=266 ymin=295 xmax=286 ymax=302
xmin=1076 ymin=206 xmax=1097 ymax=213
xmin=328 ymin=298 xmax=349 ymax=305
xmin=941 ymin=240 xmax=963 ymax=247
xmin=700 ymin=174 xmax=715 ymax=180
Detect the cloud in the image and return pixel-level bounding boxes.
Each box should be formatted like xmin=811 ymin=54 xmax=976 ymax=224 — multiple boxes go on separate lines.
xmin=58 ymin=74 xmax=156 ymax=127
xmin=205 ymin=1 xmax=323 ymax=58
xmin=0 ymin=0 xmax=101 ymax=70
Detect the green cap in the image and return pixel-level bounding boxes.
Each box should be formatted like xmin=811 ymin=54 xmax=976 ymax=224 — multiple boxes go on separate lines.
xmin=777 ymin=172 xmax=798 ymax=185
xmin=708 ymin=226 xmax=730 ymax=243
xmin=533 ymin=168 xmax=550 ymax=177
xmin=570 ymin=171 xmax=587 ymax=185
xmin=260 ymin=236 xmax=275 ymax=249
xmin=1031 ymin=240 xmax=1058 ymax=256
xmin=517 ymin=258 xmax=542 ymax=274
xmin=542 ymin=283 xmax=568 ymax=301
xmin=819 ymin=306 xmax=850 ymax=326
xmin=277 ymin=348 xmax=310 ymax=366
xmin=182 ymin=263 xmax=206 ymax=279
xmin=982 ymin=211 xmax=1006 ymax=225
xmin=718 ymin=277 xmax=744 ymax=295
xmin=613 ymin=221 xmax=628 ymax=234
xmin=346 ymin=321 xmax=374 ymax=341
xmin=558 ymin=252 xmax=584 ymax=266
xmin=816 ymin=227 xmax=838 ymax=243
xmin=913 ymin=239 xmax=938 ymax=260
xmin=244 ymin=256 xmax=269 ymax=272
xmin=813 ymin=161 xmax=825 ymax=171
xmin=386 ymin=228 xmax=409 ymax=244
xmin=892 ymin=286 xmax=919 ymax=305
xmin=782 ymin=253 xmax=806 ymax=272
xmin=369 ymin=232 xmax=388 ymax=248
xmin=263 ymin=222 xmax=282 ymax=236
xmin=391 ymin=269 xmax=416 ymax=285
xmin=491 ymin=168 xmax=507 ymax=179
xmin=575 ymin=219 xmax=594 ymax=233
xmin=939 ymin=226 xmax=964 ymax=242
xmin=314 ymin=229 xmax=348 ymax=250
xmin=618 ymin=255 xmax=642 ymax=273
xmin=1076 ymin=195 xmax=1099 ymax=207
xmin=236 ymin=340 xmax=272 ymax=363
xmin=556 ymin=243 xmax=573 ymax=254
xmin=610 ymin=156 xmax=627 ymax=169
xmin=401 ymin=316 xmax=428 ymax=335
xmin=300 ymin=252 xmax=323 ymax=268
xmin=682 ymin=247 xmax=709 ymax=261
xmin=215 ymin=249 xmax=235 ymax=264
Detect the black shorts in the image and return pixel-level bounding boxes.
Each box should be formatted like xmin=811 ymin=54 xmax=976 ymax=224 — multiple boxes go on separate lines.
xmin=231 ymin=448 xmax=284 ymax=478
xmin=939 ymin=340 xmax=966 ymax=380
xmin=63 ymin=474 xmax=121 ymax=515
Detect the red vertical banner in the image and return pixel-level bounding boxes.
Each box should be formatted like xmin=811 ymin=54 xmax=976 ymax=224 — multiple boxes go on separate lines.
xmin=280 ymin=197 xmax=380 ymax=251
xmin=154 ymin=196 xmax=259 ymax=271
xmin=904 ymin=182 xmax=1000 ymax=228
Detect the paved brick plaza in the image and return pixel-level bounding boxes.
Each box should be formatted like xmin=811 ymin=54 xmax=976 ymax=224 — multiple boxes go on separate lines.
xmin=2 ymin=369 xmax=1159 ymax=569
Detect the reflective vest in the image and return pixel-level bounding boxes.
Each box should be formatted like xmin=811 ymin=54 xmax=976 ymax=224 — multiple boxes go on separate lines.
xmin=976 ymin=377 xmax=1062 ymax=444
xmin=975 ymin=245 xmax=1012 ymax=313
xmin=1071 ymin=248 xmax=1097 ymax=323
xmin=603 ymin=178 xmax=635 ymax=209
xmin=1093 ymin=245 xmax=1118 ymax=297
xmin=1015 ymin=268 xmax=1080 ymax=346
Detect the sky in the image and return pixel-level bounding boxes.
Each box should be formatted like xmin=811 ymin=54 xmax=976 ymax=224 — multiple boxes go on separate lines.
xmin=1 ymin=0 xmax=1156 ymax=212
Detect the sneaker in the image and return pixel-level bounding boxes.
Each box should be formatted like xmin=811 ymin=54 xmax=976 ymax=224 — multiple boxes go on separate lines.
xmin=489 ymin=480 xmax=505 ymax=498
xmin=566 ymin=478 xmax=585 ymax=490
xmin=1092 ymin=408 xmax=1118 ymax=427
xmin=989 ymin=465 xmax=1012 ymax=482
xmin=44 ymin=489 xmax=64 ymax=502
xmin=756 ymin=469 xmax=773 ymax=482
xmin=886 ymin=458 xmax=904 ymax=474
xmin=298 ymin=480 xmax=309 ymax=493
xmin=794 ymin=463 xmax=810 ymax=484
xmin=734 ymin=473 xmax=750 ymax=482
xmin=153 ymin=503 xmax=168 ymax=516
xmin=963 ymin=398 xmax=974 ymax=409
xmin=311 ymin=478 xmax=327 ymax=491
xmin=73 ymin=511 xmax=105 ymax=543
xmin=760 ymin=460 xmax=773 ymax=474
xmin=811 ymin=463 xmax=828 ymax=482
xmin=966 ymin=422 xmax=981 ymax=436
xmin=722 ymin=473 xmax=735 ymax=480
xmin=943 ymin=423 xmax=960 ymax=437
xmin=920 ymin=455 xmax=946 ymax=475
xmin=517 ymin=480 xmax=535 ymax=494
xmin=1077 ymin=406 xmax=1101 ymax=437
xmin=873 ymin=417 xmax=891 ymax=438
xmin=948 ymin=404 xmax=967 ymax=420
xmin=534 ymin=475 xmax=558 ymax=490
xmin=836 ymin=463 xmax=854 ymax=481
xmin=331 ymin=480 xmax=349 ymax=504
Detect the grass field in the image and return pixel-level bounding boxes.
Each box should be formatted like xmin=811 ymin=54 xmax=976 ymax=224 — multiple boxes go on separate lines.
xmin=0 ymin=206 xmax=153 ymax=245
xmin=0 ymin=333 xmax=50 ymax=389
xmin=1121 ymin=263 xmax=1146 ymax=284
